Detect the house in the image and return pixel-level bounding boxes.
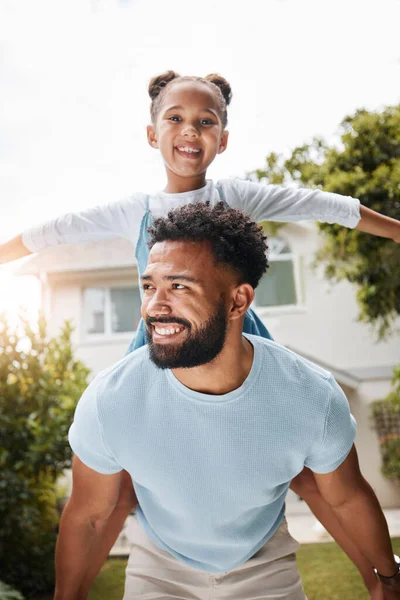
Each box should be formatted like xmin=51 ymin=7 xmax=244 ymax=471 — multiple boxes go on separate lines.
xmin=16 ymin=221 xmax=400 ymax=507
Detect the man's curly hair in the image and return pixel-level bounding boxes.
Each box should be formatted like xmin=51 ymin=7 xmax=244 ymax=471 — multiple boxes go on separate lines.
xmin=148 ymin=202 xmax=268 ymax=289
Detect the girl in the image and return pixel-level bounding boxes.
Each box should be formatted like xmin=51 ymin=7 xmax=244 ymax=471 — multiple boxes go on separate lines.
xmin=2 ymin=71 xmax=398 ymax=598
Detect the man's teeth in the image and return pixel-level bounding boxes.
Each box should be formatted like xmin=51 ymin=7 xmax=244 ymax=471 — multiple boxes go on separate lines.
xmin=177 ymin=146 xmax=200 ymax=153
xmin=154 ymin=326 xmax=184 ymax=336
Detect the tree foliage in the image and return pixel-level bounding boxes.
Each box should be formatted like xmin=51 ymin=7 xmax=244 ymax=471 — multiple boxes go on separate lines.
xmin=0 ymin=314 xmax=90 ymax=597
xmin=372 ymin=366 xmax=400 ymax=480
xmin=250 ymin=105 xmax=400 ymax=338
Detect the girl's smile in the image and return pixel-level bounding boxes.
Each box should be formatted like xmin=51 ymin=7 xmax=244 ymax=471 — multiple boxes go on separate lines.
xmin=174 ymin=142 xmax=203 ymax=160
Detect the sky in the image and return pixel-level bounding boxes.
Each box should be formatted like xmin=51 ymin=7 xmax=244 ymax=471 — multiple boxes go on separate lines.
xmin=0 ymin=0 xmax=400 ymax=313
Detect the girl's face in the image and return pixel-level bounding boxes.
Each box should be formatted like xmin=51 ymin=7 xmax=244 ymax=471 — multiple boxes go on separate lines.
xmin=147 ymin=81 xmax=229 ymax=192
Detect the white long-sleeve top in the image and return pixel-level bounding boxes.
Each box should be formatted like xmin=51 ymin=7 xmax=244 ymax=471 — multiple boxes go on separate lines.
xmin=22 ymin=178 xmax=360 ymax=254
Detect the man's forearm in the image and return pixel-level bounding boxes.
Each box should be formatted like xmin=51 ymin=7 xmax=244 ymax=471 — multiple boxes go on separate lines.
xmin=331 ymin=478 xmax=397 ymax=577
xmin=292 ymin=472 xmax=382 ymax=593
xmin=78 ymin=503 xmax=133 ymax=598
xmin=357 ymin=205 xmax=400 ymax=242
xmin=54 ymin=501 xmax=109 ymax=600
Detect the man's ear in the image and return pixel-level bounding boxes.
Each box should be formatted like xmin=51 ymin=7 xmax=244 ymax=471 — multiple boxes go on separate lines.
xmin=217 ymin=130 xmax=229 ymax=155
xmin=229 ymin=283 xmax=254 ymax=321
xmin=147 ymin=124 xmax=159 ymax=149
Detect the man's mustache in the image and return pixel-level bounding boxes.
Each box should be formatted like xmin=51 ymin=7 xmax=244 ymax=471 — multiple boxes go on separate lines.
xmin=146 ymin=316 xmax=191 ymax=329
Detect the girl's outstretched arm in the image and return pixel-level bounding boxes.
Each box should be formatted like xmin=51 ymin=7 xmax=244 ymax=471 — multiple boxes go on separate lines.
xmin=356 ymin=205 xmax=400 ymax=242
xmin=229 ymin=179 xmax=400 ymax=241
xmin=0 ymin=194 xmax=146 ymax=266
xmin=0 ymin=234 xmax=32 ymax=264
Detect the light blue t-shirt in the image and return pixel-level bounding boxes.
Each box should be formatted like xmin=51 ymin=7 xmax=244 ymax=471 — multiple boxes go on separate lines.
xmin=69 ymin=334 xmax=356 ymax=574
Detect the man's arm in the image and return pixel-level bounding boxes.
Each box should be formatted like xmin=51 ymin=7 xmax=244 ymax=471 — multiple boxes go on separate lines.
xmin=54 ymin=455 xmax=122 ymax=600
xmin=314 ymin=445 xmax=399 ymax=588
xmin=0 ymin=234 xmax=32 ymax=264
xmin=78 ymin=470 xmax=138 ymax=598
xmin=356 ymin=205 xmax=400 ymax=242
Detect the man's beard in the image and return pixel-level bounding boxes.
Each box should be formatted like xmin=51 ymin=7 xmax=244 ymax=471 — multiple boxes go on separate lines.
xmin=146 ymin=300 xmax=228 ymax=369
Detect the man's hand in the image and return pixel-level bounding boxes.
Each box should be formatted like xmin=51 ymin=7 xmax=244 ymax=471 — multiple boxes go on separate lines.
xmin=382 ymin=583 xmax=400 ymax=599
xmin=368 ymin=578 xmax=384 ymax=600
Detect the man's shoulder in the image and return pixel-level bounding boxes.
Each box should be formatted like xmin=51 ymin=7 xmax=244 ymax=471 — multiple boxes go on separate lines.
xmin=92 ymin=345 xmax=159 ymax=395
xmin=247 ymin=334 xmax=333 ymax=386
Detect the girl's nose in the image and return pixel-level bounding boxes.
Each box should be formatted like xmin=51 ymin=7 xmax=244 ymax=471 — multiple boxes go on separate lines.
xmin=181 ymin=123 xmax=200 ymax=138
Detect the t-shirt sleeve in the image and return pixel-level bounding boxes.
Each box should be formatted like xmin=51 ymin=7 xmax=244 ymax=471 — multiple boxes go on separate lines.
xmin=304 ymin=376 xmax=357 ymax=474
xmin=68 ymin=379 xmax=122 ymax=475
xmin=21 ymin=193 xmax=147 ymax=253
xmin=223 ymin=178 xmax=360 ymax=228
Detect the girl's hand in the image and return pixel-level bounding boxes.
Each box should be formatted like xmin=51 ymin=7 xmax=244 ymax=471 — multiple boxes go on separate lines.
xmin=357 ymin=205 xmax=400 ymax=243
xmin=0 ymin=234 xmax=32 ymax=264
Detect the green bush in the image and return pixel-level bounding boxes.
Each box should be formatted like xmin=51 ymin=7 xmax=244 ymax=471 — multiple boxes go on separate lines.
xmin=0 ymin=581 xmax=24 ymax=600
xmin=0 ymin=314 xmax=90 ymax=598
xmin=371 ymin=365 xmax=400 ymax=480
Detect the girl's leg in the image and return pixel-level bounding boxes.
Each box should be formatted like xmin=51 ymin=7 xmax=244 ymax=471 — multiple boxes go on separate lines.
xmin=78 ymin=470 xmax=138 ymax=598
xmin=290 ymin=467 xmax=383 ymax=599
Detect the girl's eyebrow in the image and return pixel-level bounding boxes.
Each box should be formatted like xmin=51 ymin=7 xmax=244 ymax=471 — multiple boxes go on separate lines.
xmin=163 ymin=105 xmax=218 ymax=117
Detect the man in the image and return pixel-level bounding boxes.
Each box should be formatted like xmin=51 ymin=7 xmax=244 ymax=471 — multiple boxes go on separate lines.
xmin=55 ymin=202 xmax=400 ymax=600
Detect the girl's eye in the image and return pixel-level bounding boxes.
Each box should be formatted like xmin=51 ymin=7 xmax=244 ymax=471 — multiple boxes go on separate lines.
xmin=168 ymin=116 xmax=181 ymax=122
xmin=200 ymin=119 xmax=214 ymax=126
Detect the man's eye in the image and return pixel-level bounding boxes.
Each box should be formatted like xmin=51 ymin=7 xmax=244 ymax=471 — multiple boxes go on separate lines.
xmin=142 ymin=284 xmax=154 ymax=290
xmin=172 ymin=283 xmax=186 ymax=289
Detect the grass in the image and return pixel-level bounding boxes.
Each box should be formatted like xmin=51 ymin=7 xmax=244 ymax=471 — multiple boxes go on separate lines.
xmin=35 ymin=538 xmax=400 ymax=600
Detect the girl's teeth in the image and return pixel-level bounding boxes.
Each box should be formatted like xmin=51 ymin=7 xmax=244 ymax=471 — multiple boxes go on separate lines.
xmin=177 ymin=147 xmax=200 ymax=153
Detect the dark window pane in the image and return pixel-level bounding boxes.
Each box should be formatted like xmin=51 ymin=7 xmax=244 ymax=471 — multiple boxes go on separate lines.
xmin=110 ymin=287 xmax=141 ymax=333
xmin=255 ymin=260 xmax=297 ymax=307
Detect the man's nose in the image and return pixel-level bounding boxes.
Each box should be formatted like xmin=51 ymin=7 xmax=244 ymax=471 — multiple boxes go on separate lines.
xmin=146 ymin=294 xmax=172 ymax=317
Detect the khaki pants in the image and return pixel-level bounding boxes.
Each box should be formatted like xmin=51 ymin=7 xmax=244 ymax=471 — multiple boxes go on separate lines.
xmin=123 ymin=515 xmax=307 ymax=599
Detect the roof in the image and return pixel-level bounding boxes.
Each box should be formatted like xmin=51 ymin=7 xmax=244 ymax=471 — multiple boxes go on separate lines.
xmin=287 ymin=345 xmax=395 ymax=388
xmin=15 ymin=238 xmax=137 ymax=276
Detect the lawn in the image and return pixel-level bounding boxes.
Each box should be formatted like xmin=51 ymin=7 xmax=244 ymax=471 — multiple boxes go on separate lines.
xmin=36 ymin=538 xmax=400 ymax=600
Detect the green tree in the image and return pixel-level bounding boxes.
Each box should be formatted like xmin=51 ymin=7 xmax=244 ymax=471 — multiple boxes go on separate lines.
xmin=0 ymin=314 xmax=90 ymax=598
xmin=250 ymin=105 xmax=400 ymax=338
xmin=371 ymin=366 xmax=400 ymax=480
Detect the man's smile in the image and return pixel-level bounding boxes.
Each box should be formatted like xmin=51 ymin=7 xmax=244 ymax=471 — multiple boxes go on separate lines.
xmin=150 ymin=322 xmax=188 ymax=343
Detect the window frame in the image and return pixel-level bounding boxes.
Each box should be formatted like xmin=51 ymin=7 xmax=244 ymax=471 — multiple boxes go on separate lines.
xmin=81 ymin=283 xmax=141 ymax=341
xmin=253 ymin=237 xmax=305 ymax=316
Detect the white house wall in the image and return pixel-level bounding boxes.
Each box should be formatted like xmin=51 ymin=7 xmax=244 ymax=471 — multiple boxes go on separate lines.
xmin=343 ymin=382 xmax=400 ymax=507
xmin=261 ymin=227 xmax=399 ymax=370
xmin=46 ymin=274 xmax=139 ymax=377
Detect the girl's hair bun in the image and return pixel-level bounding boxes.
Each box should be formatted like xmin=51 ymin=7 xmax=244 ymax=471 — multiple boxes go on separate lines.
xmin=148 ymin=71 xmax=180 ymax=101
xmin=204 ymin=74 xmax=232 ymax=106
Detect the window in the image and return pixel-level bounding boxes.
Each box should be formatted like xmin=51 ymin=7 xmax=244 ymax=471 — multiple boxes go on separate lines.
xmin=83 ymin=286 xmax=141 ymax=336
xmin=254 ymin=238 xmax=299 ymax=308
